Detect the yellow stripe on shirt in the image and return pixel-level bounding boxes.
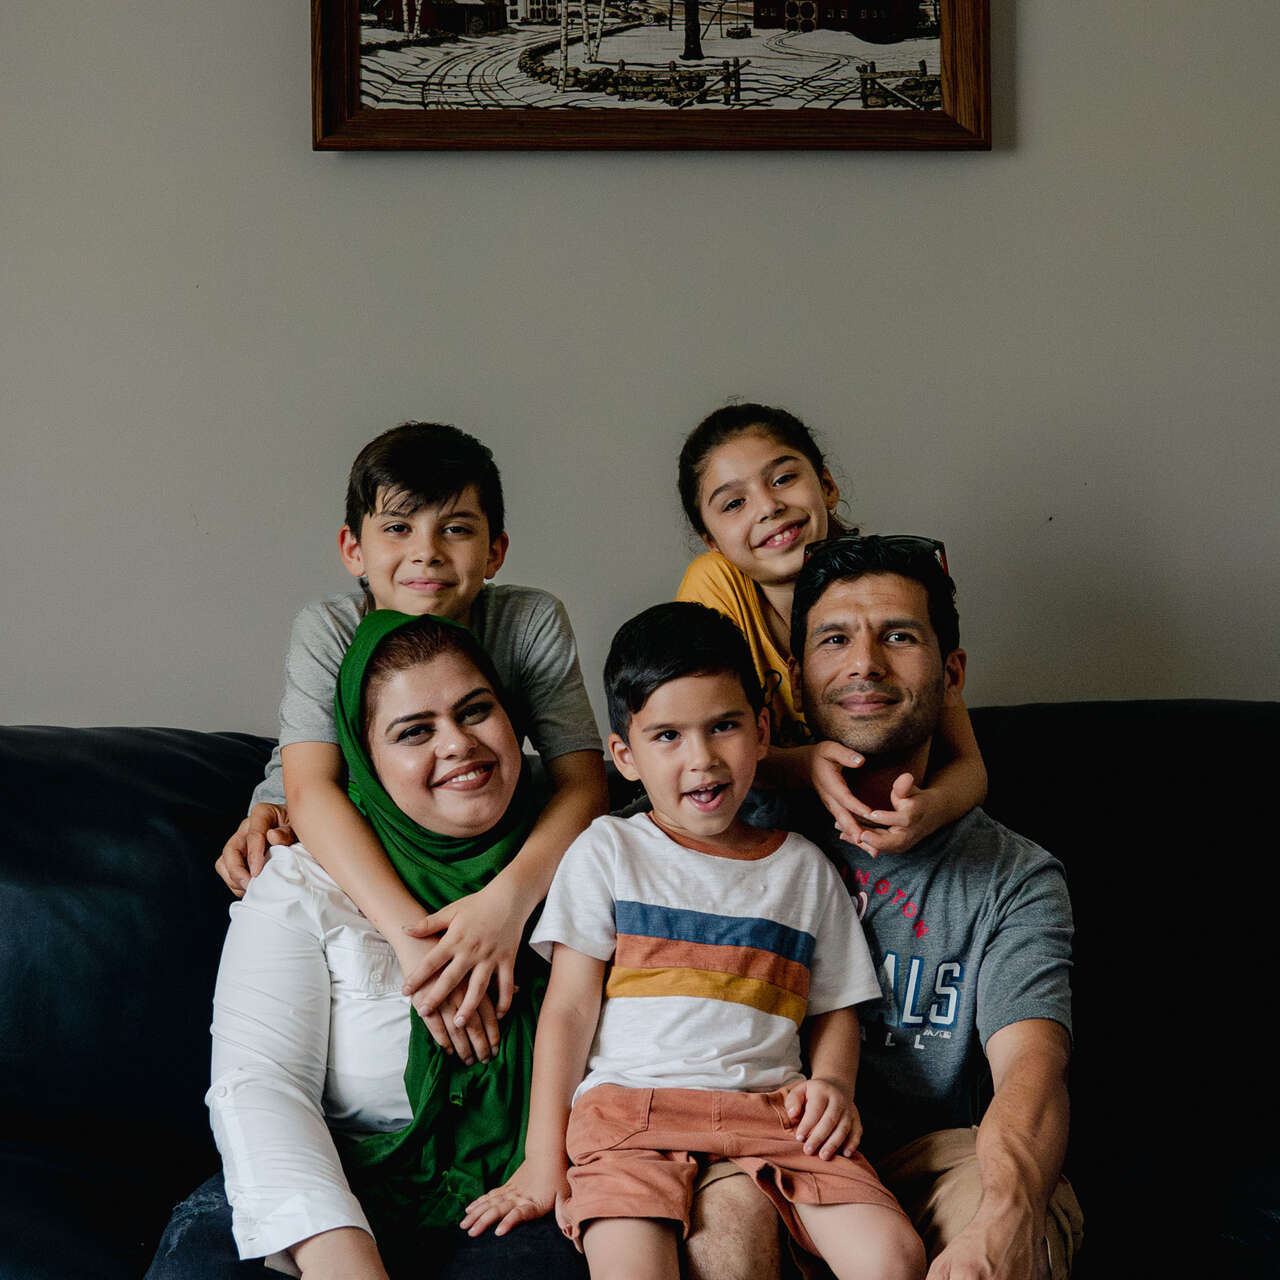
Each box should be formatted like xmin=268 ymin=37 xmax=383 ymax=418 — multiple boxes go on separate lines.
xmin=605 ymin=965 xmax=807 ymax=1026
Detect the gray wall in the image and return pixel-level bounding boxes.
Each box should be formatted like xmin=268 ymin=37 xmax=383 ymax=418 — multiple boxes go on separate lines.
xmin=3 ymin=1 xmax=1277 ymax=736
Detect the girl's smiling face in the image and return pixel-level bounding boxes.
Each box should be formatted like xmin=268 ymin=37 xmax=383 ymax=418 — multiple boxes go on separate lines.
xmin=366 ymin=650 xmax=522 ymax=838
xmin=696 ymin=429 xmax=839 ymax=588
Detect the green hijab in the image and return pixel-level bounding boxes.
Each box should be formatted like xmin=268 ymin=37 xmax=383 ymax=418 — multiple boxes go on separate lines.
xmin=334 ymin=609 xmax=545 ymax=1239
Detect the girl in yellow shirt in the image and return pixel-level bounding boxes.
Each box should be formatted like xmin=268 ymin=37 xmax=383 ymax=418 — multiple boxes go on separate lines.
xmin=675 ymin=402 xmax=986 ymax=854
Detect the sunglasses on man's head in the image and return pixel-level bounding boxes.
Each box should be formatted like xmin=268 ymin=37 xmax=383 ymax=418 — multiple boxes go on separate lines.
xmin=803 ymin=533 xmax=950 ymax=576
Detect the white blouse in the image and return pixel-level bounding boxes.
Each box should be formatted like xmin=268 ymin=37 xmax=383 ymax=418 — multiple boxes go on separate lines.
xmin=207 ymin=843 xmax=413 ymax=1271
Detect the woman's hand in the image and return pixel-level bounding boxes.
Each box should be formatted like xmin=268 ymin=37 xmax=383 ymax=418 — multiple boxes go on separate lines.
xmin=459 ymin=1155 xmax=569 ymax=1237
xmin=783 ymin=1076 xmax=861 ymax=1160
xmin=400 ymin=875 xmax=528 ymax=1025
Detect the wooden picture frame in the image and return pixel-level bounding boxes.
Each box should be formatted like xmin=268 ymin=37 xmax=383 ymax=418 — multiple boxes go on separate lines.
xmin=312 ymin=0 xmax=989 ymax=150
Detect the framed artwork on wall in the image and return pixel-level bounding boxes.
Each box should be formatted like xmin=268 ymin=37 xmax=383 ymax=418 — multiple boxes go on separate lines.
xmin=312 ymin=0 xmax=989 ymax=149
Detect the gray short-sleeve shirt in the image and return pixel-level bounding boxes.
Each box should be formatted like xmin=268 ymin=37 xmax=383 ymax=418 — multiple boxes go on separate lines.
xmin=782 ymin=801 xmax=1073 ymax=1160
xmin=250 ymin=584 xmax=602 ymax=809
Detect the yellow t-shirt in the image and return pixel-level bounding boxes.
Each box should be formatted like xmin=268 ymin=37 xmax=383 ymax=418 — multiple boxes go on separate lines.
xmin=675 ymin=551 xmax=809 ymax=747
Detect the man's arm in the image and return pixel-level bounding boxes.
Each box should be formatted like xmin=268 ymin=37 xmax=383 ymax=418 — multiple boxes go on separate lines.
xmin=403 ymin=749 xmax=608 ymax=1019
xmin=928 ymin=1018 xmax=1070 ymax=1280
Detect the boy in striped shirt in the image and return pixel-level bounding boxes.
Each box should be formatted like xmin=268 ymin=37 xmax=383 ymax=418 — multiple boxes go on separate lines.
xmin=462 ymin=602 xmax=924 ymax=1280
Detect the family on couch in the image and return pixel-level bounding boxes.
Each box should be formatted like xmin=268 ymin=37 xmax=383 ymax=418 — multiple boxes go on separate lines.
xmin=147 ymin=411 xmax=1081 ymax=1280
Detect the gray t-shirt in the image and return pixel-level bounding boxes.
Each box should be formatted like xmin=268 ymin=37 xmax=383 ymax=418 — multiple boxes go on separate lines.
xmin=250 ymin=584 xmax=602 ymax=809
xmin=781 ymin=800 xmax=1073 ymax=1161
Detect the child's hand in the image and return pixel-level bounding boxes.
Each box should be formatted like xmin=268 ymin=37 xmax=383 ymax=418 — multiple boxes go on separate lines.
xmin=428 ymin=986 xmax=502 ymax=1064
xmin=783 ymin=1077 xmax=862 ymax=1160
xmin=459 ymin=1155 xmax=568 ymax=1237
xmin=806 ymin=742 xmax=883 ymax=850
xmin=401 ymin=876 xmax=526 ymax=1025
xmin=854 ymin=772 xmax=950 ymax=856
xmin=215 ymin=803 xmax=295 ymax=895
xmin=391 ymin=930 xmax=503 ymax=1057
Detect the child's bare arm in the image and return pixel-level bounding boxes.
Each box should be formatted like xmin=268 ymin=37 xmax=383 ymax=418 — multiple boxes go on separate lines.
xmin=784 ymin=1007 xmax=863 ymax=1160
xmin=460 ymin=944 xmax=606 ymax=1237
xmin=403 ymin=749 xmax=609 ymax=1022
xmin=855 ymin=696 xmax=987 ymax=854
xmin=755 ymin=698 xmax=987 ymax=855
xmin=283 ymin=742 xmax=494 ymax=1056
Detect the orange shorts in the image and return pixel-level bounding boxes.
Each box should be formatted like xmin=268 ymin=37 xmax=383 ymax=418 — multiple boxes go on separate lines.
xmin=562 ymin=1084 xmax=906 ymax=1255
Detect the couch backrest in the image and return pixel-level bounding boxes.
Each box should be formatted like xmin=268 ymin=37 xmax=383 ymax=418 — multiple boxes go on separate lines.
xmin=971 ymin=699 xmax=1280 ymax=1270
xmin=0 ymin=724 xmax=273 ymax=1273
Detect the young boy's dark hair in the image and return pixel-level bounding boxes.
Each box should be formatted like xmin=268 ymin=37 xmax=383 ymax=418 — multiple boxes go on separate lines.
xmin=344 ymin=421 xmax=506 ymax=539
xmin=604 ymin=601 xmax=765 ymax=740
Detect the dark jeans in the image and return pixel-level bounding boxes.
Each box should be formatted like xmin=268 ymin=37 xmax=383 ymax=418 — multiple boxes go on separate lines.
xmin=145 ymin=1173 xmax=587 ymax=1280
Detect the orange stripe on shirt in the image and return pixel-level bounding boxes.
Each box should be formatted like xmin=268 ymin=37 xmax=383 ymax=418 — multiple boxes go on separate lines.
xmin=614 ymin=934 xmax=811 ymax=1001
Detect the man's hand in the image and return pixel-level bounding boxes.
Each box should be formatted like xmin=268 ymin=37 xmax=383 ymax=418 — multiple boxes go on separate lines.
xmin=927 ymin=1019 xmax=1070 ymax=1280
xmin=215 ymin=803 xmax=295 ymax=895
xmin=783 ymin=1076 xmax=861 ymax=1160
xmin=458 ymin=1153 xmax=568 ymax=1237
xmin=925 ymin=1203 xmax=1048 ymax=1280
xmin=401 ymin=875 xmax=526 ymax=1024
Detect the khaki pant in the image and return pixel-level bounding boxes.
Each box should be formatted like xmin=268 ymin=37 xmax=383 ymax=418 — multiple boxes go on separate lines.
xmin=706 ymin=1126 xmax=1084 ymax=1278
xmin=876 ymin=1128 xmax=1084 ymax=1279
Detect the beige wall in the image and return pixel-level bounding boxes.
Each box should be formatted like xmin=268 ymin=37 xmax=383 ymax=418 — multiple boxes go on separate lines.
xmin=3 ymin=1 xmax=1277 ymax=735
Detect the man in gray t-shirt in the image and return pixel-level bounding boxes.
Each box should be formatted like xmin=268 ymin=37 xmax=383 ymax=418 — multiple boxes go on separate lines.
xmin=716 ymin=535 xmax=1081 ymax=1280
xmin=794 ymin=535 xmax=1079 ymax=1279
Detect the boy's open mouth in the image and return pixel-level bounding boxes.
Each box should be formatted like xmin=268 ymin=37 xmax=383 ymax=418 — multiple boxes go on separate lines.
xmin=683 ymin=782 xmax=729 ymax=811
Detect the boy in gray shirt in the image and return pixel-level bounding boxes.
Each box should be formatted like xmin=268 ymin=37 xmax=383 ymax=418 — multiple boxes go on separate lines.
xmin=216 ymin=422 xmax=607 ymax=1059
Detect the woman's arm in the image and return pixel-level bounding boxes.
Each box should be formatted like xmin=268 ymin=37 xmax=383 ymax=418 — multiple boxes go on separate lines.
xmin=291 ymin=1227 xmax=389 ymax=1280
xmin=459 ymin=944 xmax=606 ymax=1236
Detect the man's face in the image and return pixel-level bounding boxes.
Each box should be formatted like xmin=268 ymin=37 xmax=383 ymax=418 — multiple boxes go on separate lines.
xmin=797 ymin=573 xmax=964 ymax=763
xmin=338 ymin=484 xmax=507 ymax=624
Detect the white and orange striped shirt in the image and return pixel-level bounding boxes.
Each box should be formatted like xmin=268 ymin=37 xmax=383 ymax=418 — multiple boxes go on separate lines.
xmin=531 ymin=813 xmax=881 ymax=1103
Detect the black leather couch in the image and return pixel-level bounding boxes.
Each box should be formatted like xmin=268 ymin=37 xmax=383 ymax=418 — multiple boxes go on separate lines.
xmin=2 ymin=703 xmax=1277 ymax=1279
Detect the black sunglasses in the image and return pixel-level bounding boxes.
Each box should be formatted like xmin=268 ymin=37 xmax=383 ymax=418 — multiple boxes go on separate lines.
xmin=802 ymin=533 xmax=949 ymax=576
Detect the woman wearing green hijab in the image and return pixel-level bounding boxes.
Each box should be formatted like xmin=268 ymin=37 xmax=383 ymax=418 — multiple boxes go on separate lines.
xmin=151 ymin=612 xmax=586 ymax=1280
